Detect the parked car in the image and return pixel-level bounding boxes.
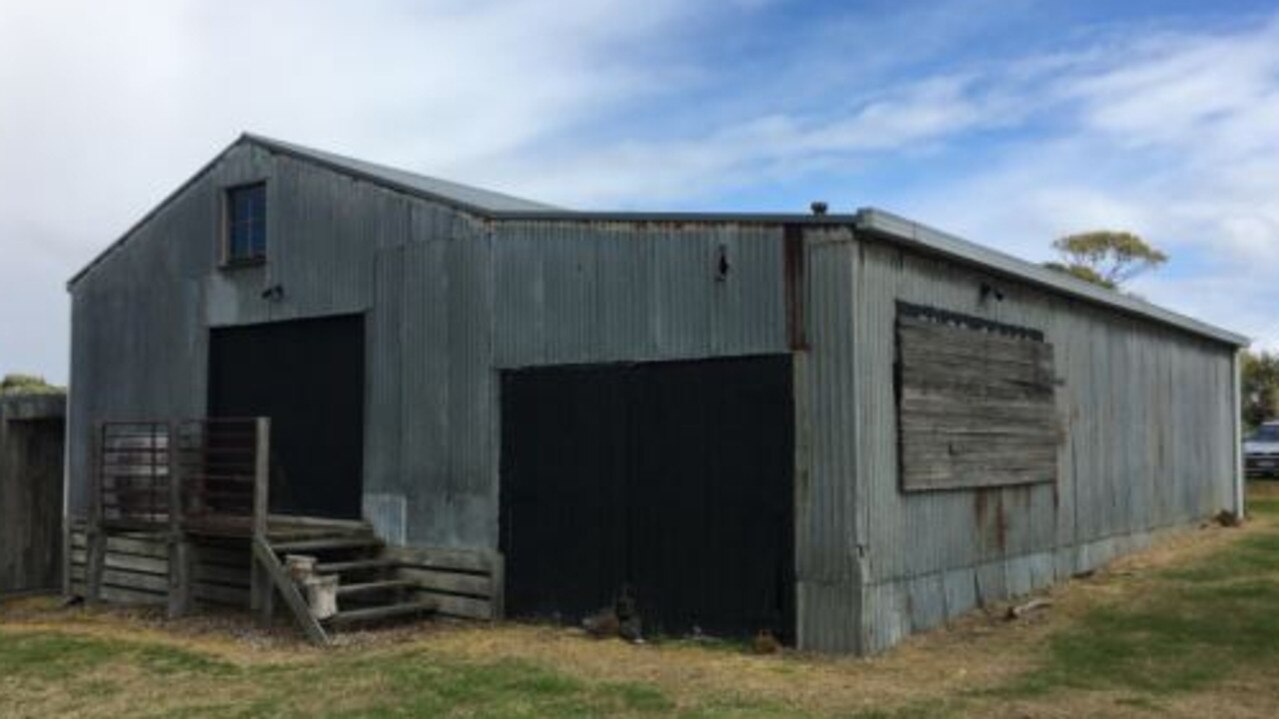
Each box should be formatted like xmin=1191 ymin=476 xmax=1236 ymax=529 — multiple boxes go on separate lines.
xmin=1245 ymin=421 xmax=1279 ymax=478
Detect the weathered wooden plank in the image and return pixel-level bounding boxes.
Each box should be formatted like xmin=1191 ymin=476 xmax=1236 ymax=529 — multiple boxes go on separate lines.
xmin=327 ymin=599 xmax=437 ymax=627
xmin=898 ymin=311 xmax=1060 ymax=492
xmin=398 ymin=567 xmax=492 ymax=597
xmin=193 ymin=582 xmax=250 ymax=606
xmin=74 ymin=565 xmax=175 ymax=596
xmin=193 ymin=562 xmax=250 ymax=587
xmin=70 ymin=532 xmax=169 ymax=559
xmin=93 ymin=584 xmax=166 ymax=605
xmin=1 ymin=404 xmax=65 ymax=595
xmin=898 ymin=315 xmax=1050 ymax=351
xmin=168 ymin=538 xmax=193 ymax=618
xmin=386 ymin=545 xmax=495 ymax=574
xmin=900 ymin=351 xmax=1052 ymax=384
xmin=251 ymin=536 xmax=329 ymax=645
xmin=899 ymin=390 xmax=1057 ymax=416
xmin=99 ymin=568 xmax=170 ymax=593
xmin=410 ymin=589 xmax=493 ymax=620
xmin=70 ymin=549 xmax=167 ymax=575
xmin=490 ymin=553 xmax=505 ymax=619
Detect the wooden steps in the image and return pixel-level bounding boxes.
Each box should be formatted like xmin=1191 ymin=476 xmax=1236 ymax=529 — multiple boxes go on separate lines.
xmin=316 ymin=557 xmax=399 ymax=574
xmin=79 ymin=418 xmax=486 ymax=646
xmin=271 ymin=536 xmax=382 ymax=554
xmin=336 ymin=579 xmax=417 ymax=597
xmin=254 ymin=527 xmax=439 ymax=644
xmin=325 ymin=599 xmax=439 ymax=627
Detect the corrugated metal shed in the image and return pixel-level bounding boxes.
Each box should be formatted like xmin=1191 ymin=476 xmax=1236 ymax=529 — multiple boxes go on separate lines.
xmin=65 ymin=135 xmax=1246 ymax=655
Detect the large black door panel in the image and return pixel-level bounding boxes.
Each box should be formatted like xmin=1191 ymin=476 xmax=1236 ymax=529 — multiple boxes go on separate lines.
xmin=208 ymin=315 xmax=365 ymax=519
xmin=500 ymin=355 xmax=794 ymax=640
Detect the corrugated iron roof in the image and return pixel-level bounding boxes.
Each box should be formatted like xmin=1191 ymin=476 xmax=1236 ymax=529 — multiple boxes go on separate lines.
xmin=852 ymin=208 xmax=1250 ymax=347
xmin=245 ymin=133 xmax=560 ymax=213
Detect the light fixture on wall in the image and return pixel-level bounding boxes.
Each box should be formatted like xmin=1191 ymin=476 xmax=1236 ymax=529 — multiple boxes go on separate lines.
xmin=261 ymin=284 xmax=284 ymax=301
xmin=980 ymin=282 xmax=1004 ymax=303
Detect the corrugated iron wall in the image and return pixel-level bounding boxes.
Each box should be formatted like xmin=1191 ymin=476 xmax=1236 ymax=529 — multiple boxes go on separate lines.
xmin=68 ymin=140 xmax=1237 ymax=655
xmin=365 ymin=219 xmax=791 ymax=548
xmin=69 ymin=143 xmax=792 ymax=551
xmin=794 ymin=226 xmax=862 ymax=652
xmin=492 ymin=220 xmax=787 ymax=367
xmin=68 ymin=144 xmax=473 ymax=518
xmin=830 ymin=231 xmax=1236 ymax=653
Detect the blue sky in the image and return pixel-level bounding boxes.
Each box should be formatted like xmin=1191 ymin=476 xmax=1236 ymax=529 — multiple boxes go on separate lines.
xmin=2 ymin=0 xmax=1277 ymax=382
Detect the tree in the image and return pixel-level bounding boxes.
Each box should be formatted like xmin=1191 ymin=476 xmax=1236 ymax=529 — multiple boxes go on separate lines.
xmin=1043 ymin=231 xmax=1168 ymax=289
xmin=0 ymin=373 xmax=61 ymax=395
xmin=1243 ymin=350 xmax=1279 ymax=429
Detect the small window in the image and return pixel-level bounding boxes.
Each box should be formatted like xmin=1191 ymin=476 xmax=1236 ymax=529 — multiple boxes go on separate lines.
xmin=224 ymin=183 xmax=266 ymax=264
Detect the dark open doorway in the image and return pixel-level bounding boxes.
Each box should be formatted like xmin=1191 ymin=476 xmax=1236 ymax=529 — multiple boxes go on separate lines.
xmin=499 ymin=355 xmax=795 ymax=641
xmin=208 ymin=315 xmax=365 ymax=519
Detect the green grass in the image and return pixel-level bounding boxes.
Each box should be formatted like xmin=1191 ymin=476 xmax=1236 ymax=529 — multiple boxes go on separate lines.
xmin=995 ymin=493 xmax=1279 ymax=699
xmin=0 ymin=632 xmax=712 ymax=718
xmin=6 ymin=492 xmax=1279 ymax=717
xmin=0 ymin=631 xmax=232 ymax=680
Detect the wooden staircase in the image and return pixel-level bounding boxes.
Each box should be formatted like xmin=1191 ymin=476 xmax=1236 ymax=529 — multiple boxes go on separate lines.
xmin=82 ymin=417 xmax=500 ymax=646
xmin=253 ymin=522 xmax=437 ymax=644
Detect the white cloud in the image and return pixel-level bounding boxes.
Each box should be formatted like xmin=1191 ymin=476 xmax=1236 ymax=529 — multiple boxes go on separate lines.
xmin=885 ymin=19 xmax=1279 ymax=349
xmin=488 ymin=73 xmax=1027 ymax=206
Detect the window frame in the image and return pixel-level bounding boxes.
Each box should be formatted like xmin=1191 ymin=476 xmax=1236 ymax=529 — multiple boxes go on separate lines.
xmin=220 ymin=181 xmax=268 ymax=268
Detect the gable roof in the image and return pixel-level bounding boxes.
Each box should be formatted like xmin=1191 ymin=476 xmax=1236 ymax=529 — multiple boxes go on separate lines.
xmin=67 ymin=133 xmax=560 ymax=289
xmin=245 ymin=134 xmax=560 ymax=213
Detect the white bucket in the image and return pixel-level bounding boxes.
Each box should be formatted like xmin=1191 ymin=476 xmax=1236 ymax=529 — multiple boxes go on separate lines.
xmin=285 ymin=554 xmax=318 ymax=583
xmin=304 ymin=574 xmax=339 ymax=620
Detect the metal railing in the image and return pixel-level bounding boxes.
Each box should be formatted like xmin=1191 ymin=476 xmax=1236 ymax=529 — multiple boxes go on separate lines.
xmin=95 ymin=422 xmax=171 ymax=528
xmin=91 ymin=417 xmax=270 ymax=535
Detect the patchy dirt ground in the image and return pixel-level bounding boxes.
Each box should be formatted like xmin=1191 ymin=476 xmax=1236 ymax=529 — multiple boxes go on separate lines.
xmin=3 ymin=485 xmax=1279 ymax=718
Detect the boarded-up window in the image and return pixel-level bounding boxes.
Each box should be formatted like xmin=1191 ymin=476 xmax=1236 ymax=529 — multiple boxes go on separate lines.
xmin=896 ymin=303 xmax=1059 ymax=491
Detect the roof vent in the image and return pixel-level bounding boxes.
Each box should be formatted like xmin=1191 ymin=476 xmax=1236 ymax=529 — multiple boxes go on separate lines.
xmin=810 ymin=201 xmax=828 ymax=216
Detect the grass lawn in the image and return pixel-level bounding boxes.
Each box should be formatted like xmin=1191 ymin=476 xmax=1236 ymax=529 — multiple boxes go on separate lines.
xmin=4 ymin=485 xmax=1279 ymax=718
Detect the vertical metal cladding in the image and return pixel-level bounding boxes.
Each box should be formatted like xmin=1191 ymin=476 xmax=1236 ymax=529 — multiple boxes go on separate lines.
xmin=845 ymin=236 xmax=1237 ymax=652
xmin=380 ymin=218 xmax=790 ymax=547
xmin=66 ymin=143 xmax=233 ymax=515
xmin=363 ymin=218 xmax=789 ymax=548
xmin=491 ymin=220 xmax=788 ymax=368
xmin=793 ymin=225 xmax=862 ymax=652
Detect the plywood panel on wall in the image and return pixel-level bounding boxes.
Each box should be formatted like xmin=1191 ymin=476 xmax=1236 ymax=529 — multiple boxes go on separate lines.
xmin=897 ymin=307 xmax=1060 ymax=491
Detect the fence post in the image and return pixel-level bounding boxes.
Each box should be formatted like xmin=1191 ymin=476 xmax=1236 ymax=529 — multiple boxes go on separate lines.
xmin=85 ymin=422 xmax=106 ymax=605
xmin=167 ymin=420 xmax=193 ymax=618
xmin=250 ymin=417 xmax=274 ymax=624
